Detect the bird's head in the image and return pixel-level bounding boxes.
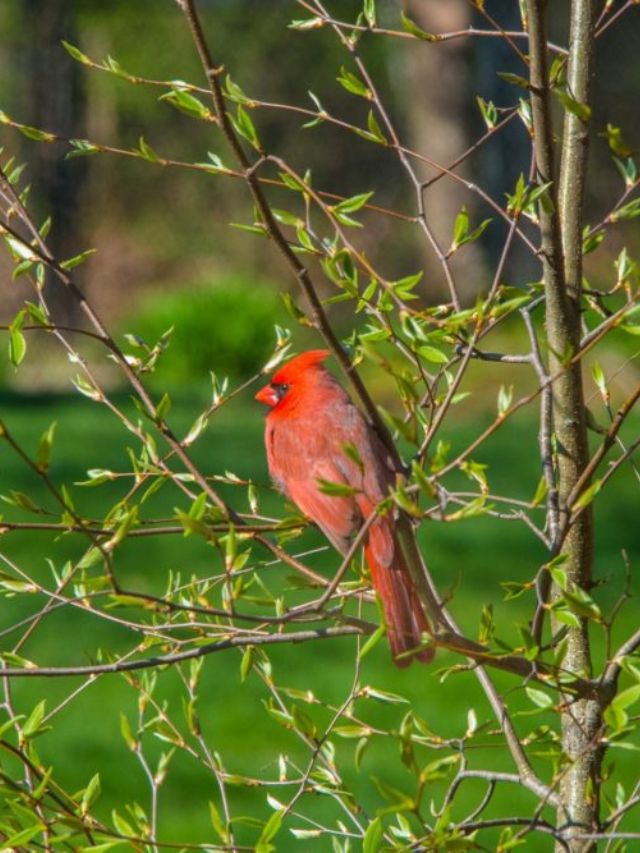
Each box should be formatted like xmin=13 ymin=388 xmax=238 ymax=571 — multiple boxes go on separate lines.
xmin=255 ymin=349 xmax=331 ymax=411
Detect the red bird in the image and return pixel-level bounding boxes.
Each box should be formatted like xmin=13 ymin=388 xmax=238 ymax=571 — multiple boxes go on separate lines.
xmin=255 ymin=349 xmax=433 ymax=667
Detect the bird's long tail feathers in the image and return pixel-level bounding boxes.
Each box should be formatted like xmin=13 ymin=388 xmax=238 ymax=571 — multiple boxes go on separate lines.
xmin=364 ymin=535 xmax=434 ymax=668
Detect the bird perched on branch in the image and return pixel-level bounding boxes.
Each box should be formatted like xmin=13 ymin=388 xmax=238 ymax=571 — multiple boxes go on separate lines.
xmin=255 ymin=349 xmax=433 ymax=667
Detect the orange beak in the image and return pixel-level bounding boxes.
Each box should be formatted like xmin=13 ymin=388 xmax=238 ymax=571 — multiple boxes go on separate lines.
xmin=255 ymin=384 xmax=278 ymax=407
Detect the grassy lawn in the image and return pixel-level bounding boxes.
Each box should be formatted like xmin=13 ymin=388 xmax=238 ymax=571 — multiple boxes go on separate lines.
xmin=0 ymin=388 xmax=638 ymax=849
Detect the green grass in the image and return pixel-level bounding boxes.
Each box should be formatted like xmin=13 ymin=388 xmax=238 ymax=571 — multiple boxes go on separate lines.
xmin=0 ymin=389 xmax=638 ymax=849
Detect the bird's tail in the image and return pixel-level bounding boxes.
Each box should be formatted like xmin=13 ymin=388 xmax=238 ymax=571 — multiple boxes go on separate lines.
xmin=364 ymin=533 xmax=434 ymax=668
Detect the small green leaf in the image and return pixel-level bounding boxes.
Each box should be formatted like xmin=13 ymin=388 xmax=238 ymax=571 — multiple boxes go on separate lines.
xmin=155 ymin=392 xmax=171 ymax=422
xmin=160 ymin=87 xmax=211 ymax=120
xmin=288 ymin=16 xmax=324 ymax=31
xmin=363 ymin=0 xmax=376 ymax=27
xmin=476 ymin=96 xmax=497 ymax=129
xmin=497 ymin=71 xmax=531 ymax=90
xmin=9 ymin=328 xmax=26 ymax=367
xmin=359 ymin=625 xmax=385 ymax=660
xmin=365 ymin=109 xmax=387 ymax=144
xmin=119 ymin=713 xmax=137 ymax=751
xmin=62 ymin=40 xmax=92 ymax=65
xmin=257 ymin=808 xmax=284 ymax=851
xmin=525 ymin=687 xmax=554 ymax=709
xmin=334 ymin=191 xmax=374 ymax=214
xmin=231 ymin=105 xmax=261 ymax=151
xmin=81 ymin=773 xmax=101 ymax=813
xmin=4 ymin=826 xmax=46 ymax=848
xmin=60 ymin=248 xmax=96 ymax=270
xmin=224 ymin=74 xmax=254 ymax=106
xmin=67 ymin=138 xmax=101 ymax=158
xmin=400 ymin=11 xmax=439 ymax=41
xmin=137 ymin=136 xmax=161 ymax=162
xmin=363 ymin=817 xmax=383 ymax=853
xmin=17 ymin=124 xmax=56 ymax=142
xmin=22 ymin=700 xmax=46 ymax=738
xmin=337 ymin=66 xmax=371 ymax=99
xmin=316 ymin=478 xmax=358 ymax=497
xmin=497 ymin=384 xmax=513 ymax=416
xmin=610 ymin=198 xmax=640 ymax=222
xmin=554 ymin=87 xmax=591 ymax=122
xmin=37 ymin=422 xmax=56 ymax=472
xmin=418 ymin=344 xmax=449 ymax=364
xmin=571 ymin=479 xmax=601 ymax=511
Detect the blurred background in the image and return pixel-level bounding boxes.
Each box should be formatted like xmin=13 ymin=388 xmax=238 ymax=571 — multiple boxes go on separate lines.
xmin=1 ymin=0 xmax=639 ymax=390
xmin=0 ymin=1 xmax=639 ymax=847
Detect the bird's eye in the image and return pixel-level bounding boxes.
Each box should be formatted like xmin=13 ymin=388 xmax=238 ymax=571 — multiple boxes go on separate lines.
xmin=272 ymin=382 xmax=289 ymax=400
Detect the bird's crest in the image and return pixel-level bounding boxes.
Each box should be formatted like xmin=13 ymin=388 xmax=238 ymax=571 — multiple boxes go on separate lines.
xmin=271 ymin=349 xmax=331 ymax=384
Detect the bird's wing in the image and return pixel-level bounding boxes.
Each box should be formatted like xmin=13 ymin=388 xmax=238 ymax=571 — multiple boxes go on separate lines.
xmin=287 ymin=464 xmax=358 ymax=556
xmin=266 ymin=416 xmax=360 ymax=556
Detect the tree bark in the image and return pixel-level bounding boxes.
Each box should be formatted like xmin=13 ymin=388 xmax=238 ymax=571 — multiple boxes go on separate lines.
xmin=525 ymin=1 xmax=600 ymax=849
xmin=24 ymin=0 xmax=87 ymax=324
xmin=403 ymin=0 xmax=483 ymax=302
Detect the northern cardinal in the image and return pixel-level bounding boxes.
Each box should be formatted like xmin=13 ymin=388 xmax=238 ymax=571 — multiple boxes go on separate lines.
xmin=255 ymin=349 xmax=433 ymax=667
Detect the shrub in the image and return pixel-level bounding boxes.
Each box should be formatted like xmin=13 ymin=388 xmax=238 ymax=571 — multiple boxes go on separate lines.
xmin=125 ymin=276 xmax=284 ymax=383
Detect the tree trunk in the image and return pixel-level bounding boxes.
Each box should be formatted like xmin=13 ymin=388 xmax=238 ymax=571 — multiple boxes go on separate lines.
xmin=24 ymin=0 xmax=87 ymax=325
xmin=403 ymin=0 xmax=484 ymax=302
xmin=526 ymin=1 xmax=600 ymax=849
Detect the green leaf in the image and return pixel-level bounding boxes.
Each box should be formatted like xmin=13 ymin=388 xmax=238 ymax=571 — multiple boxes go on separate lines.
xmin=334 ymin=191 xmax=373 ymax=214
xmin=476 ymin=96 xmax=497 ymax=129
xmin=137 ymin=136 xmax=161 ymax=162
xmin=16 ymin=123 xmax=56 ymax=142
xmin=614 ymin=684 xmax=640 ymax=711
xmin=60 ymin=248 xmax=96 ymax=270
xmin=600 ymin=123 xmax=634 ymax=157
xmin=497 ymin=71 xmax=531 ymax=90
xmin=400 ymin=11 xmax=439 ymax=41
xmin=209 ymin=800 xmax=230 ymax=844
xmin=571 ymin=479 xmax=601 ymax=511
xmin=363 ymin=817 xmax=383 ymax=853
xmin=160 ymin=87 xmax=211 ymax=120
xmin=231 ymin=105 xmax=261 ymax=151
xmin=183 ymin=412 xmax=209 ymax=446
xmin=362 ymin=686 xmax=409 ymax=704
xmin=119 ymin=713 xmax=137 ymax=751
xmin=365 ymin=109 xmax=387 ymax=144
xmin=22 ymin=700 xmax=46 ymax=738
xmin=531 ymin=475 xmax=548 ymax=507
xmin=9 ymin=328 xmax=26 ymax=367
xmin=613 ymin=155 xmax=637 ymax=188
xmin=582 ymin=226 xmax=605 ymax=255
xmin=256 ymin=808 xmax=284 ymax=851
xmin=288 ymin=17 xmax=324 ymax=31
xmin=392 ymin=272 xmax=423 ymax=300
xmin=37 ymin=422 xmax=56 ymax=472
xmin=359 ymin=625 xmax=385 ymax=660
xmin=62 ymin=40 xmax=92 ymax=65
xmin=554 ymin=87 xmax=592 ymax=122
xmin=334 ymin=724 xmax=372 ymax=738
xmin=452 ymin=206 xmax=469 ymax=248
xmin=363 ymin=0 xmax=376 ymax=27
xmin=316 ymin=478 xmax=358 ymax=497
xmin=418 ymin=344 xmax=449 ymax=364
xmin=342 ymin=441 xmax=364 ymax=471
xmin=81 ymin=773 xmax=101 ymax=813
xmin=525 ymin=687 xmax=554 ymax=709
xmin=224 ymin=74 xmax=255 ymax=106
xmin=155 ymin=392 xmax=171 ymax=422
xmin=336 ymin=66 xmax=371 ymax=99
xmin=240 ymin=646 xmax=255 ymax=682
xmin=4 ymin=825 xmax=46 ymax=848
xmin=497 ymin=384 xmax=513 ymax=415
xmin=610 ymin=198 xmax=640 ymax=222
